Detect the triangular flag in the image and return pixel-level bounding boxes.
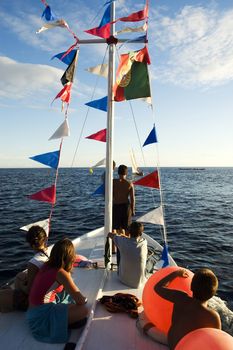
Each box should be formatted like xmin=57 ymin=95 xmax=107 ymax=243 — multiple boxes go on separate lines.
xmin=104 ymin=0 xmax=115 ymax=6
xmin=84 ymin=22 xmax=110 ymax=39
xmin=127 ymin=34 xmax=147 ymax=43
xmin=99 ymin=4 xmax=111 ymax=27
xmin=53 ymin=83 xmax=72 ymax=104
xmin=92 ymin=183 xmax=105 ymax=196
xmin=92 ymin=158 xmax=106 ymax=168
xmin=143 ymin=125 xmax=158 ymax=146
xmin=116 ymin=23 xmax=147 ymax=34
xmin=49 ymin=119 xmax=70 ymax=140
xmin=117 ymin=1 xmax=148 ymax=22
xmin=60 ymin=50 xmax=78 ymax=86
xmin=136 ymin=206 xmax=164 ymax=226
xmin=133 ymin=170 xmax=160 ymax=189
xmin=36 ymin=19 xmax=68 ymax=33
xmin=29 ymin=150 xmax=60 ymax=169
xmin=85 ymin=96 xmax=108 ymax=112
xmin=41 ymin=5 xmax=56 ymax=21
xmin=85 ymin=3 xmax=111 ymax=39
xmin=20 ymin=218 xmax=49 ymax=236
xmin=28 ymin=185 xmax=56 ymax=204
xmin=86 ymin=64 xmax=108 ymax=78
xmin=86 ymin=129 xmax=107 ymax=142
xmin=51 ymin=50 xmax=76 ymax=65
xmin=161 ymin=242 xmax=169 ymax=268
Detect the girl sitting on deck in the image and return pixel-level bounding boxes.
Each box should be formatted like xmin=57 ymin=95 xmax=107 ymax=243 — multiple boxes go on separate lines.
xmin=0 ymin=225 xmax=49 ymax=312
xmin=26 ymin=238 xmax=88 ymax=343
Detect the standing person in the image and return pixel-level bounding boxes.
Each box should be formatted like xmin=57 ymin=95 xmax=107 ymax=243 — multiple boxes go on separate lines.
xmin=0 ymin=225 xmax=48 ymax=312
xmin=153 ymin=268 xmax=221 ymax=350
xmin=108 ymin=222 xmax=147 ymax=288
xmin=112 ymin=164 xmax=135 ymax=232
xmin=26 ymin=238 xmax=88 ymax=343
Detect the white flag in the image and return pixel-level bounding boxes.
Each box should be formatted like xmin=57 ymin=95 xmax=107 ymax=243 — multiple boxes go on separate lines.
xmin=49 ymin=119 xmax=70 ymax=140
xmin=92 ymin=158 xmax=106 ymax=168
xmin=137 ymin=206 xmax=164 ymax=226
xmin=20 ymin=218 xmax=49 ymax=236
xmin=36 ymin=19 xmax=68 ymax=34
xmin=86 ymin=64 xmax=108 ymax=78
xmin=116 ymin=23 xmax=147 ymax=35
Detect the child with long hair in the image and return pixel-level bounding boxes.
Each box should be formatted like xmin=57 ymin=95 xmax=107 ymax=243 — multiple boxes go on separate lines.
xmin=0 ymin=225 xmax=48 ymax=312
xmin=26 ymin=238 xmax=88 ymax=343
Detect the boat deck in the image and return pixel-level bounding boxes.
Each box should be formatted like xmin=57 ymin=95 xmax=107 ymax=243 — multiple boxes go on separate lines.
xmin=0 ymin=228 xmax=169 ymax=350
xmin=80 ymin=269 xmax=168 ymax=350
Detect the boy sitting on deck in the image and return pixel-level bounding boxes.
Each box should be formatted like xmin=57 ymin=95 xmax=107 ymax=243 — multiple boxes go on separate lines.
xmin=138 ymin=268 xmax=221 ymax=349
xmin=108 ymin=222 xmax=147 ymax=288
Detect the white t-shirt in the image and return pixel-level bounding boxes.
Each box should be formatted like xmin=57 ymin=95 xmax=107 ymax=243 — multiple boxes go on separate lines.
xmin=29 ymin=250 xmax=49 ymax=269
xmin=113 ymin=235 xmax=147 ymax=288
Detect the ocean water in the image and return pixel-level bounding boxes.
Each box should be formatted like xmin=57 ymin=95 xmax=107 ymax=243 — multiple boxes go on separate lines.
xmin=0 ymin=167 xmax=233 ymax=308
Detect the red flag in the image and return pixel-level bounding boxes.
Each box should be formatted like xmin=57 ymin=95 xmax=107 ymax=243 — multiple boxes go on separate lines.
xmin=28 ymin=185 xmax=56 ymax=204
xmin=118 ymin=1 xmax=148 ymax=22
xmin=133 ymin=171 xmax=160 ymax=189
xmin=84 ymin=23 xmax=110 ymax=39
xmin=53 ymin=83 xmax=72 ymax=103
xmin=85 ymin=128 xmax=107 ymax=142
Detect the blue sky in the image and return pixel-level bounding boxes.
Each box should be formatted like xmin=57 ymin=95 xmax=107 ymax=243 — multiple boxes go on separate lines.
xmin=1 ymin=0 xmax=233 ymax=168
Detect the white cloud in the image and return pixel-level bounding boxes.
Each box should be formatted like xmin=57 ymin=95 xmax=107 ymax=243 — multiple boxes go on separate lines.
xmin=0 ymin=56 xmax=62 ymax=99
xmin=150 ymin=5 xmax=233 ymax=87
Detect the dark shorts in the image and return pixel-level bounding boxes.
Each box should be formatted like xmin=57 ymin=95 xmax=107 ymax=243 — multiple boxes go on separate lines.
xmin=112 ymin=203 xmax=131 ymax=231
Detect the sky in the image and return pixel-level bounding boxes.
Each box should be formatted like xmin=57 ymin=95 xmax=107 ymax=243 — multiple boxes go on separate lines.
xmin=1 ymin=0 xmax=233 ymax=168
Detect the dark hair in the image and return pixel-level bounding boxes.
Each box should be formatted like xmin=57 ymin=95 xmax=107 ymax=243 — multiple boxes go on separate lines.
xmin=47 ymin=238 xmax=75 ymax=272
xmin=118 ymin=164 xmax=128 ymax=176
xmin=128 ymin=222 xmax=144 ymax=238
xmin=191 ymin=268 xmax=218 ymax=301
xmin=26 ymin=225 xmax=47 ymax=250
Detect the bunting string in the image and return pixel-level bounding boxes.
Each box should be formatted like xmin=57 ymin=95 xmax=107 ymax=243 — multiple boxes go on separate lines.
xmin=70 ymin=46 xmax=109 ymax=167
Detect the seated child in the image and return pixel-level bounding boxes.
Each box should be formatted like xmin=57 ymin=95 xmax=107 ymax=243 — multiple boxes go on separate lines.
xmin=108 ymin=222 xmax=147 ymax=288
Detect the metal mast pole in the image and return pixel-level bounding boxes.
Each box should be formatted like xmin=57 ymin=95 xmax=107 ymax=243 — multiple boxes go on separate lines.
xmin=104 ymin=1 xmax=115 ymax=265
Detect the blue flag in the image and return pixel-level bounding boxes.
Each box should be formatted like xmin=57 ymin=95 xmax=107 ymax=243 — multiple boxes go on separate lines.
xmin=161 ymin=242 xmax=169 ymax=268
xmin=99 ymin=4 xmax=111 ymax=27
xmin=85 ymin=96 xmax=108 ymax=112
xmin=143 ymin=125 xmax=158 ymax=146
xmin=92 ymin=183 xmax=105 ymax=196
xmin=128 ymin=35 xmax=147 ymax=43
xmin=51 ymin=50 xmax=77 ymax=65
xmin=104 ymin=0 xmax=115 ymax=5
xmin=41 ymin=6 xmax=55 ymax=21
xmin=29 ymin=150 xmax=60 ymax=169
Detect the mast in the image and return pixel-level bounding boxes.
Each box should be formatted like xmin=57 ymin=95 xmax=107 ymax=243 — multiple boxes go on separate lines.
xmin=104 ymin=1 xmax=115 ymax=264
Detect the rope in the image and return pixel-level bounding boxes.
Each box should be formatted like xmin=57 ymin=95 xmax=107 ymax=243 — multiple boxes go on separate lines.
xmin=70 ymin=46 xmax=109 ymax=167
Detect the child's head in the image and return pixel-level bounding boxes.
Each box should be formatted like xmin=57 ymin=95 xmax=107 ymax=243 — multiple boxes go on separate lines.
xmin=128 ymin=222 xmax=144 ymax=238
xmin=118 ymin=164 xmax=128 ymax=176
xmin=48 ymin=238 xmax=75 ymax=272
xmin=191 ymin=268 xmax=218 ymax=301
xmin=26 ymin=225 xmax=47 ymax=250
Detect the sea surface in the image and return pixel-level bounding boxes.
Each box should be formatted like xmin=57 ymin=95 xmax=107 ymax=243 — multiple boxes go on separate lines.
xmin=0 ymin=167 xmax=233 ymax=308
